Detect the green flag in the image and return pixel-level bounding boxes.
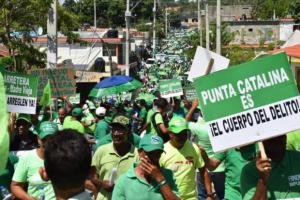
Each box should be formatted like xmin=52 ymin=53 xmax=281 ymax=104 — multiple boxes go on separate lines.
xmin=40 ymin=80 xmax=52 ymax=106
xmin=0 ymin=72 xmax=8 ymax=171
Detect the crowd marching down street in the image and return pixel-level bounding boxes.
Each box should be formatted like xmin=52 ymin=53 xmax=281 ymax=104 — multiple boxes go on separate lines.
xmin=1 ymin=30 xmax=300 ymax=200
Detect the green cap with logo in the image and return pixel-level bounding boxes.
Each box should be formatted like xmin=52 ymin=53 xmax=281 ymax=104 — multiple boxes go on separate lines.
xmin=72 ymin=108 xmax=83 ymax=117
xmin=38 ymin=121 xmax=58 ymax=139
xmin=16 ymin=114 xmax=32 ymax=124
xmin=168 ymin=116 xmax=188 ymax=134
xmin=111 ymin=115 xmax=130 ymax=127
xmin=139 ymin=134 xmax=164 ymax=152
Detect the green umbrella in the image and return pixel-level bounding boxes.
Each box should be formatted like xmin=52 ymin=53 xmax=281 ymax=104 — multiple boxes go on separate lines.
xmin=89 ymin=79 xmax=142 ymax=98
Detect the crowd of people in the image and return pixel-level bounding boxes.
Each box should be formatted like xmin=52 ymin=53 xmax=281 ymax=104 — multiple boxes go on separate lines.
xmin=1 ymin=93 xmax=300 ymax=200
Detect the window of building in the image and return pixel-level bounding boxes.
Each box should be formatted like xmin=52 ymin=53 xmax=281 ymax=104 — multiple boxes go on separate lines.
xmin=248 ymin=28 xmax=253 ymax=32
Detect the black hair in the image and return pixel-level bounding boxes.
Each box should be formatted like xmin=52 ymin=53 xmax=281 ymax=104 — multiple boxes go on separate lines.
xmin=155 ymin=98 xmax=168 ymax=109
xmin=138 ymin=99 xmax=147 ymax=107
xmin=44 ymin=129 xmax=91 ymax=190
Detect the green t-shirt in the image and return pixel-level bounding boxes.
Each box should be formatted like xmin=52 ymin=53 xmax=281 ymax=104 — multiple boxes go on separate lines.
xmin=92 ymin=143 xmax=138 ymax=200
xmin=214 ymin=149 xmax=247 ymax=200
xmin=12 ymin=149 xmax=55 ymax=200
xmin=149 ymin=113 xmax=164 ymax=135
xmin=63 ymin=116 xmax=85 ymax=134
xmin=160 ymin=140 xmax=205 ymax=200
xmin=93 ymin=133 xmax=140 ymax=151
xmin=82 ymin=112 xmax=96 ymax=134
xmin=188 ymin=120 xmax=225 ymax=172
xmin=287 ymin=130 xmax=300 ymax=151
xmin=146 ymin=109 xmax=154 ymax=132
xmin=94 ymin=119 xmax=110 ymax=141
xmin=112 ymin=163 xmax=179 ymax=200
xmin=241 ymin=150 xmax=300 ymax=199
xmin=0 ymin=153 xmax=18 ymax=191
xmin=139 ymin=107 xmax=147 ymax=127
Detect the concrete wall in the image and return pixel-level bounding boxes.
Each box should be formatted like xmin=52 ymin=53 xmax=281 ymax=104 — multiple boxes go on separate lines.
xmin=228 ymin=21 xmax=280 ymax=45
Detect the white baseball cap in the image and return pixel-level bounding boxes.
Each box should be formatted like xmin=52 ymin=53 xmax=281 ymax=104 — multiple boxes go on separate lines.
xmin=95 ymin=107 xmax=106 ymax=116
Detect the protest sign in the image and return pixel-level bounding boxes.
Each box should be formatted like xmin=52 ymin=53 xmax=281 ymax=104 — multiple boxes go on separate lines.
xmin=188 ymin=46 xmax=230 ymax=82
xmin=1 ymin=70 xmax=38 ymax=114
xmin=30 ymin=67 xmax=76 ymax=98
xmin=185 ymin=87 xmax=197 ymax=102
xmin=68 ymin=93 xmax=80 ymax=104
xmin=159 ymin=79 xmax=183 ymax=98
xmin=0 ymin=72 xmax=8 ymax=170
xmin=193 ymin=52 xmax=300 ymax=152
xmin=75 ymin=71 xmax=110 ymax=83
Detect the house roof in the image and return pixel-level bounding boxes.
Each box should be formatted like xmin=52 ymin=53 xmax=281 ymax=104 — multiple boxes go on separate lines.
xmin=270 ymin=44 xmax=300 ymax=58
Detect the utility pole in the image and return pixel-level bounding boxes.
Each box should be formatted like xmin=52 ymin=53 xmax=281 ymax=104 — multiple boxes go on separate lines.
xmin=47 ymin=0 xmax=57 ymax=68
xmin=198 ymin=0 xmax=202 ymax=46
xmin=165 ymin=9 xmax=168 ymax=38
xmin=153 ymin=0 xmax=156 ymax=58
xmin=125 ymin=0 xmax=131 ymax=76
xmin=94 ymin=0 xmax=96 ymax=30
xmin=205 ymin=0 xmax=209 ymax=50
xmin=216 ymin=0 xmax=221 ymax=54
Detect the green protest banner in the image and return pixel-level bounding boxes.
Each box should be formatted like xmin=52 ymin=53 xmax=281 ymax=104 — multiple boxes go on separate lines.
xmin=193 ymin=52 xmax=300 ymax=152
xmin=0 ymin=70 xmax=38 ymax=114
xmin=68 ymin=93 xmax=80 ymax=104
xmin=0 ymin=72 xmax=8 ymax=170
xmin=159 ymin=79 xmax=183 ymax=98
xmin=185 ymin=87 xmax=197 ymax=102
xmin=30 ymin=67 xmax=76 ymax=98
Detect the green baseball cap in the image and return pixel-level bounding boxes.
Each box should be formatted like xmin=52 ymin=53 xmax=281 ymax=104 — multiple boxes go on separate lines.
xmin=139 ymin=134 xmax=164 ymax=152
xmin=111 ymin=115 xmax=130 ymax=127
xmin=72 ymin=108 xmax=83 ymax=117
xmin=168 ymin=116 xmax=188 ymax=134
xmin=38 ymin=121 xmax=58 ymax=139
xmin=16 ymin=114 xmax=31 ymax=124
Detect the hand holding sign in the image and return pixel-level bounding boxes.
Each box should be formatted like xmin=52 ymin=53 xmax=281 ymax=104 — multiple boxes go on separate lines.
xmin=193 ymin=52 xmax=300 ymax=152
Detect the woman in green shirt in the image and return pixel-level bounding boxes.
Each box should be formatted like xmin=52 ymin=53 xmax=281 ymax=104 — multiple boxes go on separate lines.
xmin=11 ymin=122 xmax=58 ymax=200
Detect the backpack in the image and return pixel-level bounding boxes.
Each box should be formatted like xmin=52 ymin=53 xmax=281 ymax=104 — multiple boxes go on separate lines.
xmin=151 ymin=112 xmax=170 ymax=143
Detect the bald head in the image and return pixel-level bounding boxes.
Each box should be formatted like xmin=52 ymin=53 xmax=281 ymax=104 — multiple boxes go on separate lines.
xmin=58 ymin=108 xmax=67 ymax=123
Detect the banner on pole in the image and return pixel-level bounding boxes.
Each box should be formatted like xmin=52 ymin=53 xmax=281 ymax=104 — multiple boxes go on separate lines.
xmin=1 ymin=70 xmax=38 ymax=114
xmin=30 ymin=67 xmax=76 ymax=98
xmin=68 ymin=93 xmax=80 ymax=104
xmin=159 ymin=79 xmax=183 ymax=98
xmin=193 ymin=52 xmax=300 ymax=152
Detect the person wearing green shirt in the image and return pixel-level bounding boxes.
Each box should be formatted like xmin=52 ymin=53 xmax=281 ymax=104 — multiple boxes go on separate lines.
xmin=149 ymin=98 xmax=169 ymax=142
xmin=112 ymin=134 xmax=180 ymax=200
xmin=87 ymin=115 xmax=138 ymax=200
xmin=241 ymin=135 xmax=300 ymax=200
xmin=138 ymin=100 xmax=157 ymax=135
xmin=94 ymin=107 xmax=111 ymax=141
xmin=40 ymin=129 xmax=93 ymax=200
xmin=63 ymin=108 xmax=85 ymax=134
xmin=136 ymin=99 xmax=148 ymax=130
xmin=188 ymin=117 xmax=225 ymax=200
xmin=11 ymin=121 xmax=58 ymax=200
xmin=159 ymin=116 xmax=214 ymax=200
xmin=286 ymin=130 xmax=300 ymax=151
xmin=93 ymin=132 xmax=140 ymax=151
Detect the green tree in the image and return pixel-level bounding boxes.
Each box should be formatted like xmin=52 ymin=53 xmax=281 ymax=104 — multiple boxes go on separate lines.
xmin=225 ymin=45 xmax=255 ymax=66
xmin=0 ymin=0 xmax=53 ymax=71
xmin=251 ymin=0 xmax=290 ymax=19
xmin=0 ymin=0 xmax=81 ymax=72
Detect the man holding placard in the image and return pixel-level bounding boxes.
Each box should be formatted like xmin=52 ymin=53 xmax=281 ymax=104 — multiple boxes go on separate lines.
xmin=241 ymin=135 xmax=300 ymax=199
xmin=192 ymin=52 xmax=300 ymax=199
